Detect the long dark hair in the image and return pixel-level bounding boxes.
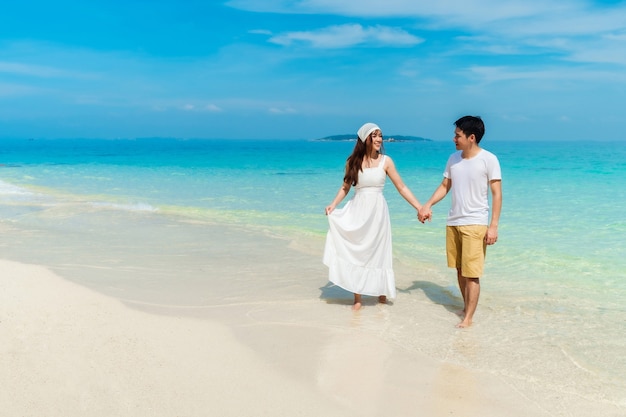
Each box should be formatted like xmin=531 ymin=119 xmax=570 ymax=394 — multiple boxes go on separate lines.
xmin=343 ymin=134 xmax=385 ymax=186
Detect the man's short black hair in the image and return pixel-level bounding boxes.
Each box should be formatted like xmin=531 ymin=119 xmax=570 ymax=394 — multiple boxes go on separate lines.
xmin=455 ymin=116 xmax=485 ymax=144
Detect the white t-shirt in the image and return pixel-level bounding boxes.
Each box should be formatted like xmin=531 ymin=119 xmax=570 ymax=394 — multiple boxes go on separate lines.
xmin=444 ymin=149 xmax=501 ymax=226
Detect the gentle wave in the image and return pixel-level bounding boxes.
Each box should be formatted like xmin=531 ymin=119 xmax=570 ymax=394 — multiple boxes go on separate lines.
xmin=90 ymin=201 xmax=158 ymax=212
xmin=0 ymin=180 xmax=33 ymax=196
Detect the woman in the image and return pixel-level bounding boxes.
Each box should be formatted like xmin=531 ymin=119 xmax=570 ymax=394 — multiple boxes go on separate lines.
xmin=323 ymin=122 xmax=423 ymax=310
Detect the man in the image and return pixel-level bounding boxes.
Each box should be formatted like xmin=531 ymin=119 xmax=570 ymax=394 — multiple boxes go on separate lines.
xmin=418 ymin=116 xmax=502 ymax=328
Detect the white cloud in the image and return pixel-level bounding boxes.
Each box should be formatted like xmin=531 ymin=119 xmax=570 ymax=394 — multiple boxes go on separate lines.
xmin=268 ymin=24 xmax=422 ymax=48
xmin=227 ymin=0 xmax=572 ymax=24
xmin=268 ymin=107 xmax=297 ymax=114
xmin=0 ymin=82 xmax=42 ymax=97
xmin=226 ymin=0 xmax=626 ymax=45
xmin=396 ymin=59 xmax=421 ymax=78
xmin=180 ymin=103 xmax=224 ymax=112
xmin=0 ymin=61 xmax=95 ymax=79
xmin=466 ymin=65 xmax=626 ymax=84
xmin=605 ymin=32 xmax=626 ymax=41
xmin=225 ymin=1 xmax=626 ymax=82
xmin=466 ymin=66 xmax=546 ymax=83
xmin=206 ymin=104 xmax=222 ymax=112
xmin=249 ymin=29 xmax=272 ymax=36
xmin=499 ymin=114 xmax=531 ymax=122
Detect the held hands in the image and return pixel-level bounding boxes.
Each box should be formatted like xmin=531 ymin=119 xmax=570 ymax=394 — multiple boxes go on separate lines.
xmin=417 ymin=206 xmax=432 ymax=224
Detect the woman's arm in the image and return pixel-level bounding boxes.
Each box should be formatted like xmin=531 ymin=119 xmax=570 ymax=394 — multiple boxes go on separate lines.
xmin=384 ymin=156 xmax=422 ymax=211
xmin=325 ymin=181 xmax=351 ymax=215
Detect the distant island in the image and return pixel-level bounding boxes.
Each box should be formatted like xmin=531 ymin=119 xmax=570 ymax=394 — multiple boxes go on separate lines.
xmin=314 ymin=134 xmax=432 ymax=142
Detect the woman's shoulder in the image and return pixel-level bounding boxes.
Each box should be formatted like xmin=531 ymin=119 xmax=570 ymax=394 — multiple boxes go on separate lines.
xmin=381 ymin=154 xmax=394 ymax=169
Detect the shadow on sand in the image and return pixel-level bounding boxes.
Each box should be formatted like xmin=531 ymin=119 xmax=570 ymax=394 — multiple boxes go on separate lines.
xmin=398 ymin=280 xmax=463 ymax=314
xmin=318 ymin=282 xmax=395 ymax=308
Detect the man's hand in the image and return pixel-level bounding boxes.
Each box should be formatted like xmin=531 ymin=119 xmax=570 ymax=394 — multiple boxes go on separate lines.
xmin=484 ymin=226 xmax=498 ymax=245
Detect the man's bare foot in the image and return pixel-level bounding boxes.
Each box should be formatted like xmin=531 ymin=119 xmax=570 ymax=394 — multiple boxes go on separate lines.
xmin=352 ymin=302 xmax=362 ymax=311
xmin=378 ymin=295 xmax=387 ymax=304
xmin=456 ymin=309 xmax=466 ymax=317
xmin=456 ymin=319 xmax=472 ymax=328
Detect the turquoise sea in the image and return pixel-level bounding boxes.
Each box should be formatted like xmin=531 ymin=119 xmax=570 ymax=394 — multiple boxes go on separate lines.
xmin=1 ymin=137 xmax=625 ymax=413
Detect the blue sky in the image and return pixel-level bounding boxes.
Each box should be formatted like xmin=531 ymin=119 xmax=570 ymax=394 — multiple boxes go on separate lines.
xmin=1 ymin=0 xmax=625 ymax=141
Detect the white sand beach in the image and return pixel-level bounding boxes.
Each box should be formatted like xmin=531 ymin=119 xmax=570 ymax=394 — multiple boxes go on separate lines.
xmin=1 ymin=201 xmax=625 ymax=417
xmin=0 ymin=260 xmax=353 ymax=417
xmin=0 ymin=255 xmax=555 ymax=417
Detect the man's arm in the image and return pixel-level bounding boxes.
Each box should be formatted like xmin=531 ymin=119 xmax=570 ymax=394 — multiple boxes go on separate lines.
xmin=418 ymin=178 xmax=451 ymax=222
xmin=485 ymin=179 xmax=502 ymax=245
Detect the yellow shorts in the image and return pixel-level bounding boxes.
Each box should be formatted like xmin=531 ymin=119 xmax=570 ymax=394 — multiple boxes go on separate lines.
xmin=446 ymin=225 xmax=488 ymax=278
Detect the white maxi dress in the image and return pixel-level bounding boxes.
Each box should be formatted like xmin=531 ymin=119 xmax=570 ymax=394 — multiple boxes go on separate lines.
xmin=323 ymin=155 xmax=396 ymax=299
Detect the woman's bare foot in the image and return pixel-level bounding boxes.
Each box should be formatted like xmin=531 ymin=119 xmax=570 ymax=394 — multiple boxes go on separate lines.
xmin=352 ymin=294 xmax=362 ymax=311
xmin=352 ymin=302 xmax=362 ymax=311
xmin=378 ymin=295 xmax=387 ymax=304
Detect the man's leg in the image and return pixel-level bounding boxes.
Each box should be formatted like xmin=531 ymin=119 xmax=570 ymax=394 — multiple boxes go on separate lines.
xmin=457 ymin=277 xmax=480 ymax=328
xmin=457 ymin=225 xmax=486 ymax=327
xmin=456 ymin=268 xmax=466 ymax=315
